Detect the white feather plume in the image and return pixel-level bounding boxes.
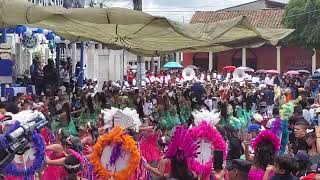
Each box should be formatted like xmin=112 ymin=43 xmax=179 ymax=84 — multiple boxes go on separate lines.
xmin=101 ymin=107 xmax=141 ymax=132
xmin=192 ymin=109 xmax=220 ymax=127
xmin=121 ymin=107 xmax=141 ymax=132
xmin=101 ymin=107 xmax=118 ymax=129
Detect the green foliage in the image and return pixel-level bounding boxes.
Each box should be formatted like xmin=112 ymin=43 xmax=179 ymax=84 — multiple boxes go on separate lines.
xmin=284 ymin=0 xmax=320 ymax=49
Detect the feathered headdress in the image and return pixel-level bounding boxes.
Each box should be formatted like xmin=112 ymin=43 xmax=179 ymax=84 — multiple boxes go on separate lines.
xmin=251 ymin=130 xmax=281 ymax=152
xmin=165 ymin=125 xmax=199 ymax=161
xmin=192 ymin=109 xmax=220 ymax=127
xmin=101 ymin=107 xmax=141 ymax=132
xmin=280 ymin=102 xmax=294 ymax=120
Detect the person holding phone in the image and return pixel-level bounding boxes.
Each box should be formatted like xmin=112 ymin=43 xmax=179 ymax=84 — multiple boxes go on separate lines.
xmin=243 ymin=124 xmax=261 ymax=161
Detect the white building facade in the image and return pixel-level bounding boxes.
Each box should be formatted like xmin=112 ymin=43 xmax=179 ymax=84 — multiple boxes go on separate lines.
xmin=12 ymin=0 xmax=163 ymax=89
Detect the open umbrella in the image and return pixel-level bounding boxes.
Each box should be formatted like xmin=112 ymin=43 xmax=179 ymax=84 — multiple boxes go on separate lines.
xmin=223 ymin=66 xmax=236 ymax=72
xmin=312 ymin=73 xmax=320 ymax=80
xmin=266 ymin=70 xmax=280 ymax=74
xmin=236 ymin=66 xmax=254 ymax=72
xmin=256 ymin=69 xmax=266 ymax=73
xmin=297 ymin=70 xmax=310 ymax=74
xmin=315 ymin=68 xmax=320 ymax=73
xmin=285 ymin=70 xmax=300 ymax=75
xmin=164 ymin=62 xmax=183 ymax=69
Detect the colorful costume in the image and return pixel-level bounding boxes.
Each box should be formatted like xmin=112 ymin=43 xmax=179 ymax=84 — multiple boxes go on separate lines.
xmin=179 ymin=105 xmax=192 ymax=124
xmin=42 ymin=151 xmax=68 ymax=180
xmin=51 ymin=117 xmax=78 ymax=136
xmin=139 ymin=131 xmax=161 ymax=162
xmin=219 ymin=105 xmax=248 ymax=130
xmin=248 ymin=166 xmax=267 ymax=180
xmin=159 ymin=111 xmax=181 ymax=129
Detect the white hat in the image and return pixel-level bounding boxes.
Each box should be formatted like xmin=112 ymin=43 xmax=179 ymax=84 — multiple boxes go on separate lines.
xmin=59 ymin=86 xmax=66 ymax=93
xmin=93 ymin=78 xmax=98 ymax=82
xmin=253 ymin=113 xmax=263 ymax=123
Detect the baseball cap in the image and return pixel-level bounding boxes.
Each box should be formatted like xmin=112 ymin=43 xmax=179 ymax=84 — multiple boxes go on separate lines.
xmin=226 ymin=159 xmax=252 ymax=173
xmin=295 ymin=151 xmax=310 ymax=162
xmin=246 ymin=124 xmax=261 ymax=133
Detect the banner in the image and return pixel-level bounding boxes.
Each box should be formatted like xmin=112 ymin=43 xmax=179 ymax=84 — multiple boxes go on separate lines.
xmin=21 ymin=34 xmax=39 ymax=49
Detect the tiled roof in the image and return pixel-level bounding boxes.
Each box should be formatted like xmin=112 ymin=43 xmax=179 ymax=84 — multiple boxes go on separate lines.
xmin=190 ymin=9 xmax=285 ymax=28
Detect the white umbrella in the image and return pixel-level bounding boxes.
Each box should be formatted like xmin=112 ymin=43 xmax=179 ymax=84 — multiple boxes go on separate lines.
xmin=297 ymin=69 xmax=310 ymax=74
xmin=235 ymin=66 xmax=254 ymax=72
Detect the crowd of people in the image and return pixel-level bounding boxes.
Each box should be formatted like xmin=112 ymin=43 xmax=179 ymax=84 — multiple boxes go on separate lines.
xmin=22 ymin=57 xmax=79 ymax=96
xmin=2 ymin=60 xmax=320 ymax=180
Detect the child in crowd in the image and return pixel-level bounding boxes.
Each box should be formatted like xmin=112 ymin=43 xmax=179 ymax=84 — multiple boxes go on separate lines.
xmin=264 ymin=154 xmax=297 ymax=180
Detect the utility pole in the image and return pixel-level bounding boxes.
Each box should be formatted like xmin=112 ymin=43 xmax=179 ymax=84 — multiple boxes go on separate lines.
xmin=133 ymin=0 xmax=144 ymax=88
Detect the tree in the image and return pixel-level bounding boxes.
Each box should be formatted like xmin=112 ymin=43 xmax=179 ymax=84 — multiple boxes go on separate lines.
xmin=284 ymin=0 xmax=320 ymax=49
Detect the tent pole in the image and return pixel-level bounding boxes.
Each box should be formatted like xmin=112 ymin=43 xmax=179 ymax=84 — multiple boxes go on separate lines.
xmin=79 ymin=42 xmax=84 ymax=87
xmin=133 ymin=0 xmax=143 ymax=89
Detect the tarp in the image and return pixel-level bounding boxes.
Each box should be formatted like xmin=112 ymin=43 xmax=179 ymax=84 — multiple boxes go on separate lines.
xmin=0 ymin=0 xmax=294 ymax=56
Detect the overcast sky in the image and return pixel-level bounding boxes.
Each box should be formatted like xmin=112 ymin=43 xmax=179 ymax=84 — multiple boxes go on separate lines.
xmin=86 ymin=0 xmax=288 ymax=22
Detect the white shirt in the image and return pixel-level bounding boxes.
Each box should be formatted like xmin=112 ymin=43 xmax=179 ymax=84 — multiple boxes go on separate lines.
xmin=204 ymin=98 xmax=213 ymax=111
xmin=143 ymin=101 xmax=153 ymax=116
xmin=303 ymin=109 xmax=312 ymax=125
xmin=60 ymin=69 xmax=70 ymax=83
